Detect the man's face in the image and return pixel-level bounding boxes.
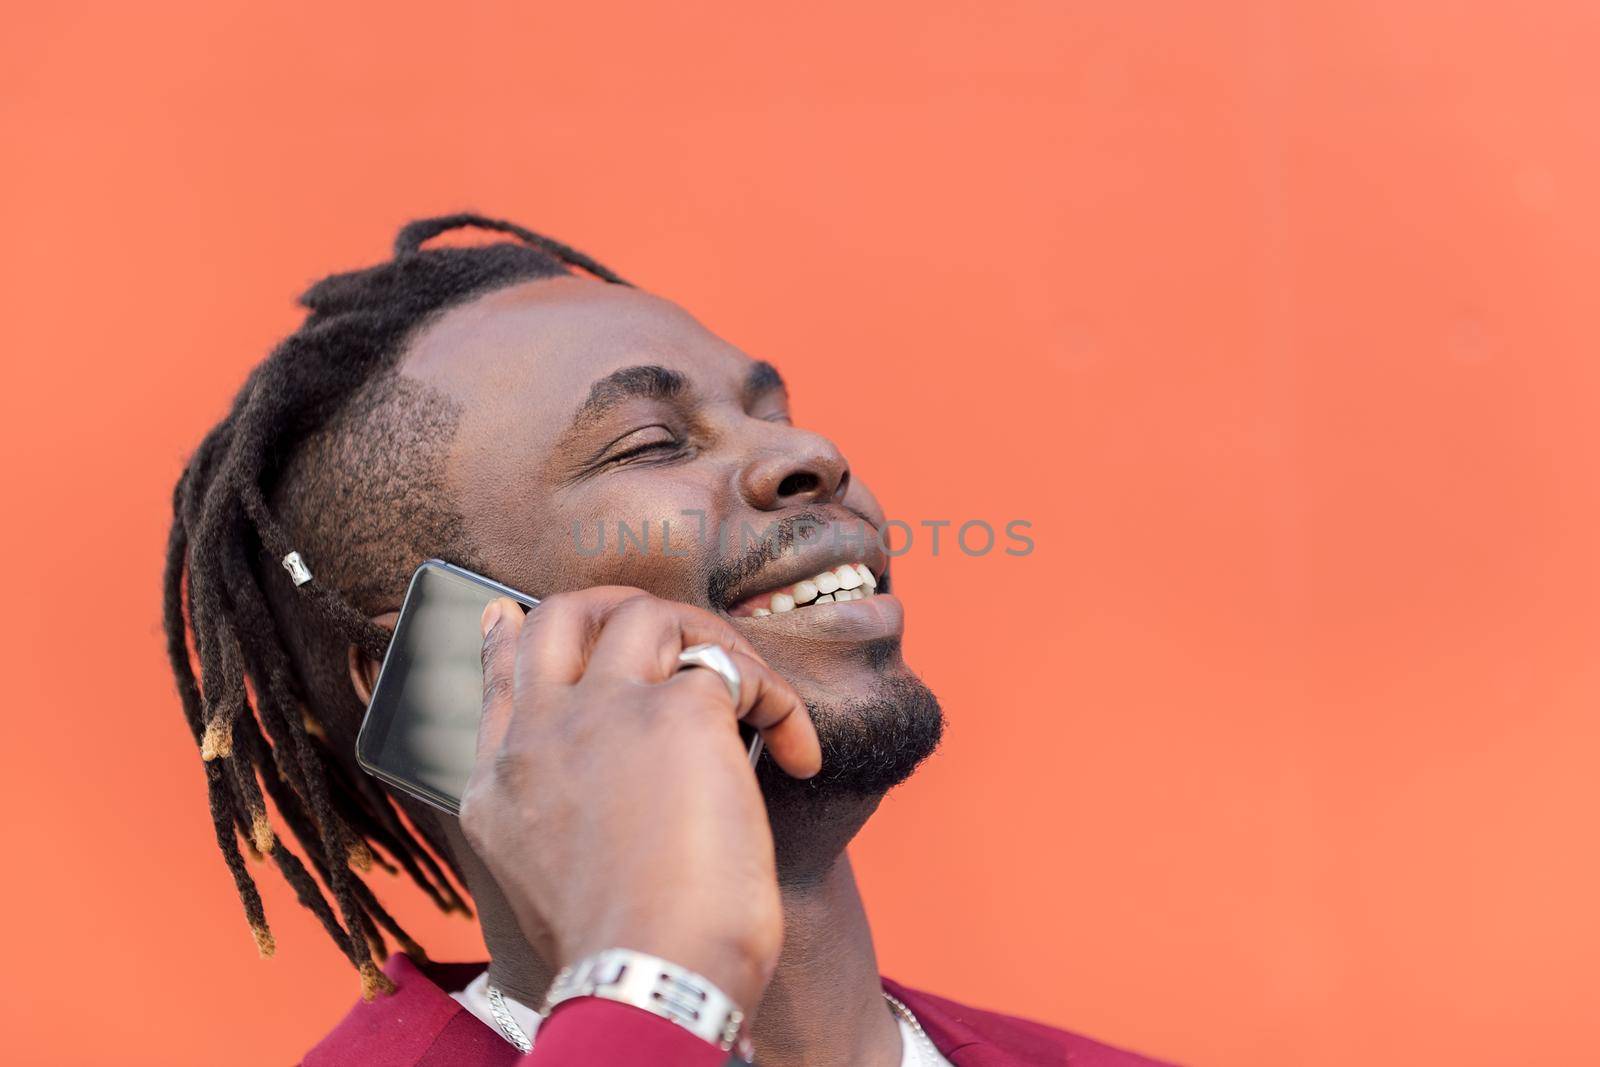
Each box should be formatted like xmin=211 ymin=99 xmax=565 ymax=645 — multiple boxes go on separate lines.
xmin=398 ymin=276 xmax=939 ymax=800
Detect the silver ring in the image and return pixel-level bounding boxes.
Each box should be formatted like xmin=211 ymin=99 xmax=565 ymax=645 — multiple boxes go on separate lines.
xmin=676 ymin=642 xmax=742 ymax=709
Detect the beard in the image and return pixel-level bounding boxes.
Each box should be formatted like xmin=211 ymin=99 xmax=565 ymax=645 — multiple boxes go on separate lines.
xmin=755 ymin=655 xmax=944 ymax=809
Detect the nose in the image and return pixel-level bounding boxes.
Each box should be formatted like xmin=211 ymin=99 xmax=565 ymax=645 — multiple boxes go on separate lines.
xmin=739 ymin=429 xmax=850 ymax=511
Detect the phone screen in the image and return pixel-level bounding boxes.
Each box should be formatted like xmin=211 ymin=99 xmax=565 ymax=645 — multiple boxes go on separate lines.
xmin=356 ymin=561 xmax=537 ymax=815
xmin=356 ymin=560 xmax=762 ymax=816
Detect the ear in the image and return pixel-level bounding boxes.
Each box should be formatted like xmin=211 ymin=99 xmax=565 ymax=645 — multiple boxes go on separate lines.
xmin=347 ymin=611 xmax=401 ymax=705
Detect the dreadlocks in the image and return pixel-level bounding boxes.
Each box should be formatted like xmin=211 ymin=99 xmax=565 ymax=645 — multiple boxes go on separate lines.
xmin=161 ymin=214 xmax=628 ymax=999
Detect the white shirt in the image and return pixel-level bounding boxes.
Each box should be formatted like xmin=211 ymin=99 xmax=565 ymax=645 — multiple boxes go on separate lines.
xmin=451 ymin=970 xmax=952 ymax=1065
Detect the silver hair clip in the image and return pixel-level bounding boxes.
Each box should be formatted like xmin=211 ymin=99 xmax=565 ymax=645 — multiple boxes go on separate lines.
xmin=281 ymin=551 xmax=314 ymax=587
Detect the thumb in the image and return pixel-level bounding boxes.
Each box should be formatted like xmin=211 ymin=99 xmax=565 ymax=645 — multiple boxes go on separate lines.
xmin=475 ymin=597 xmax=526 ymax=762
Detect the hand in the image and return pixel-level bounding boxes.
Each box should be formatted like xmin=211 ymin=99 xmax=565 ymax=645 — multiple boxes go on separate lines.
xmin=459 ymin=586 xmax=820 ymax=1014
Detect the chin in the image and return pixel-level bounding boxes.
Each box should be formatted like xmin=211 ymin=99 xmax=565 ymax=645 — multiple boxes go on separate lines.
xmin=761 ymin=664 xmax=944 ymax=802
xmin=771 ymin=635 xmax=913 ymax=698
xmin=755 ymin=666 xmax=942 ymax=884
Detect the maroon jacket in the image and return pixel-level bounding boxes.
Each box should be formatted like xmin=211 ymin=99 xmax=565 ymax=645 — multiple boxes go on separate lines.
xmin=300 ymin=954 xmax=1177 ymax=1066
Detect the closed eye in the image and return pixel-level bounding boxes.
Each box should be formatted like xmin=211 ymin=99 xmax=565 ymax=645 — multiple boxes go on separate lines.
xmin=602 ymin=425 xmax=685 ymax=466
xmin=612 ymin=438 xmax=679 ymax=461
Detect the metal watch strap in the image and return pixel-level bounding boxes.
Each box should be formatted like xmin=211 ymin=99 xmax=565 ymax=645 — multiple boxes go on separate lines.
xmin=541 ymin=947 xmax=753 ymax=1059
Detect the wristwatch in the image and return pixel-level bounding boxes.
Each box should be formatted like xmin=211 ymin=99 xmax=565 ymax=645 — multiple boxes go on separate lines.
xmin=541 ymin=947 xmax=755 ymax=1061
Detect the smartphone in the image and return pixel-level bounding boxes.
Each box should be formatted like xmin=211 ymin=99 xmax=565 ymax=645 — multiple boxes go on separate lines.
xmin=356 ymin=560 xmax=763 ymax=815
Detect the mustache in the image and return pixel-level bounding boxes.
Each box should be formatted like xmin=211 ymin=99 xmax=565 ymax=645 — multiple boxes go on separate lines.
xmin=705 ymin=506 xmax=878 ymax=608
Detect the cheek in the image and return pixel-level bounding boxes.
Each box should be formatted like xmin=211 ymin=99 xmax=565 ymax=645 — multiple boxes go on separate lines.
xmin=488 ymin=477 xmax=726 ymax=603
xmin=844 ymin=477 xmax=886 ymax=528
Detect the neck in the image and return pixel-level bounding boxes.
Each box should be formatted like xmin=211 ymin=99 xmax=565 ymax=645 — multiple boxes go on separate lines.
xmin=748 ymin=853 xmax=902 ymax=1066
xmin=476 ymin=851 xmax=901 ymax=1067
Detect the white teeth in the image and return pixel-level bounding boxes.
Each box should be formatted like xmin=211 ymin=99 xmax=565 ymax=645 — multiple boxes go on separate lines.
xmin=744 ymin=563 xmax=876 ymax=618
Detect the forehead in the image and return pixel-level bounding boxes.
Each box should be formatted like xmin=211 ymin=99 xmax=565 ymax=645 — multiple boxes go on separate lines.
xmin=397 ymin=275 xmax=755 ymax=420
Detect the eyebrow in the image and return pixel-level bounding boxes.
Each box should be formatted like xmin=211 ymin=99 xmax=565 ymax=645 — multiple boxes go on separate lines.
xmin=569 ymin=360 xmax=788 ymax=432
xmin=576 ymin=364 xmax=687 ymax=423
xmin=742 ymin=360 xmax=786 ymax=403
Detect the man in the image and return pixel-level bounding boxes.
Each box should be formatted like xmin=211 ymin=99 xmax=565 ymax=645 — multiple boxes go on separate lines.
xmin=164 ymin=214 xmax=1174 ymax=1066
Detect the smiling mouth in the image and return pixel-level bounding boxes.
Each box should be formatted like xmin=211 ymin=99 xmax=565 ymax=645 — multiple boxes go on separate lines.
xmin=727 ymin=562 xmax=880 ymax=617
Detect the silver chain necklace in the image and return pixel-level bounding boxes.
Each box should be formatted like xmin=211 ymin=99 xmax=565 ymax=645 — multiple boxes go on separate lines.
xmin=884 ymin=991 xmax=943 ymax=1066
xmin=483 ymin=983 xmax=533 ymax=1053
xmin=485 ymin=983 xmax=941 ymax=1064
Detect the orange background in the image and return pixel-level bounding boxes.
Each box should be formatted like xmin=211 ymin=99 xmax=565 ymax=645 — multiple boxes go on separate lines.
xmin=3 ymin=3 xmax=1598 ymax=1065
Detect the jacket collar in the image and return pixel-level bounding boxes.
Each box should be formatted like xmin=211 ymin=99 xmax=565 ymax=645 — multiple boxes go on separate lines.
xmin=313 ymin=955 xmax=1001 ymax=1065
xmin=882 ymin=975 xmax=993 ymax=1062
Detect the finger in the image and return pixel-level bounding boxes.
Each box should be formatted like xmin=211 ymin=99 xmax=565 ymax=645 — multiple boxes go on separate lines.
xmin=474 ymin=597 xmax=526 ymax=761
xmin=586 ymin=594 xmax=761 ymax=683
xmin=580 ymin=595 xmax=815 ymax=771
xmin=674 ymin=647 xmax=820 ymax=778
xmin=511 ymin=586 xmax=656 ymax=687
